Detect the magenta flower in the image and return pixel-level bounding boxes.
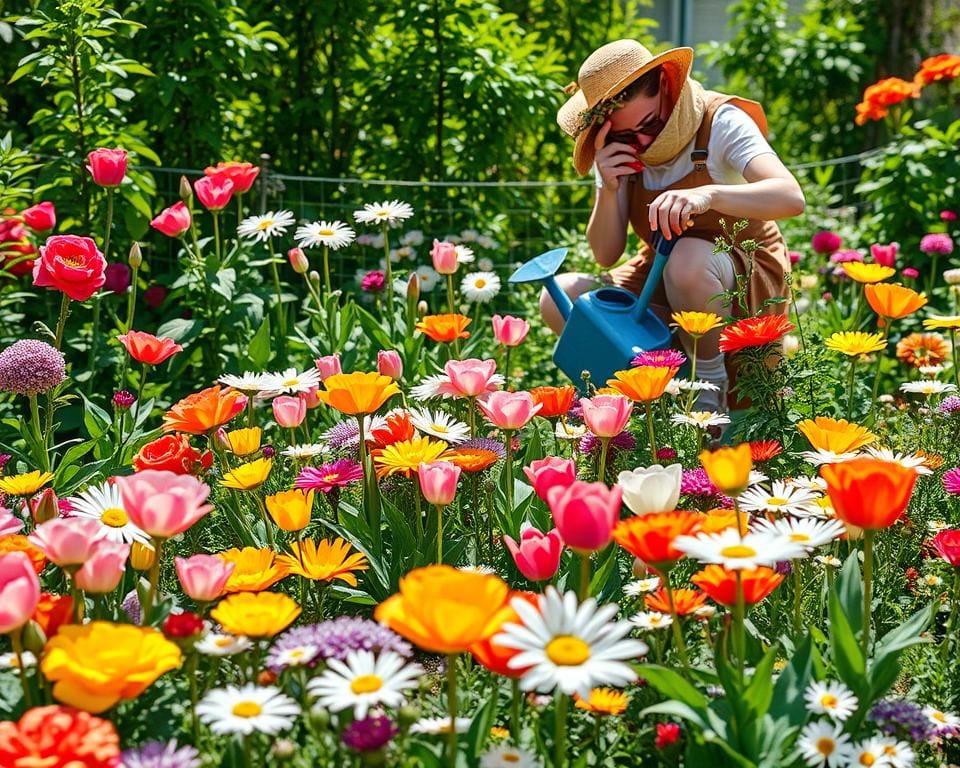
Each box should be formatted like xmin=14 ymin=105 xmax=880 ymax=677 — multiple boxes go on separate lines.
xmin=943 ymin=467 xmax=960 ymax=496
xmin=361 ymin=270 xmax=386 ymax=293
xmin=295 ymin=460 xmax=364 ymax=493
xmin=920 ymin=233 xmax=954 ymax=255
xmin=631 ymin=348 xmax=687 ymax=368
xmin=830 ymin=249 xmax=864 ymax=264
xmin=942 ymin=210 xmax=958 ymax=223
xmin=811 ymin=231 xmax=842 ymax=254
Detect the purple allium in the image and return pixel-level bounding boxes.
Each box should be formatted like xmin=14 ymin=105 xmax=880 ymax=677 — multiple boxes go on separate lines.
xmin=121 ymin=740 xmax=201 ymax=768
xmin=113 ymin=390 xmax=135 ymax=410
xmin=868 ymin=699 xmax=934 ymax=743
xmin=656 ymin=447 xmax=677 ymax=461
xmin=270 ymin=617 xmax=412 ymax=670
xmin=341 ymin=714 xmax=398 ymax=752
xmin=943 ymin=467 xmax=960 ymax=495
xmin=579 ymin=429 xmax=636 ymax=456
xmin=631 ymin=349 xmax=686 ymax=368
xmin=938 ymin=395 xmax=960 ymax=415
xmin=122 ymin=589 xmax=141 ymax=625
xmin=0 ymin=339 xmax=66 ymax=395
xmin=361 ymin=270 xmax=386 ymax=293
xmin=262 ymin=445 xmax=276 ymax=458
xmin=680 ymin=468 xmax=720 ymax=497
xmin=322 ymin=419 xmax=361 ymax=451
xmin=296 ymin=459 xmax=364 ymax=493
xmin=457 ymin=437 xmax=506 ymax=459
xmin=811 ymin=231 xmax=842 ymax=254
xmin=920 ymin=233 xmax=954 ymax=255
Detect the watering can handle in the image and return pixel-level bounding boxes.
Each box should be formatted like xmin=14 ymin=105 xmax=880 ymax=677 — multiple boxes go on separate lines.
xmin=634 ymin=233 xmax=679 ymax=317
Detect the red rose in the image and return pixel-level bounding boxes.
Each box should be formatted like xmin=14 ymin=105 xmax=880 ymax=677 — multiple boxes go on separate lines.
xmin=204 ymin=161 xmax=260 ymax=194
xmin=32 ymin=235 xmax=106 ymax=301
xmin=150 ymin=201 xmax=191 ymax=238
xmin=103 ymin=263 xmax=130 ymax=294
xmin=932 ymin=529 xmax=960 ymax=567
xmin=655 ymin=722 xmax=681 ymax=749
xmin=21 ymin=202 xmax=56 ymax=232
xmin=132 ymin=434 xmax=211 ymax=475
xmin=86 ymin=148 xmax=127 ymax=188
xmin=162 ymin=611 xmax=204 ymax=638
xmin=194 ymin=175 xmax=235 ymax=212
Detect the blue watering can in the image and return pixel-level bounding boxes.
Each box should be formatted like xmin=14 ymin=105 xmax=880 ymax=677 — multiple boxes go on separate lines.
xmin=510 ymin=234 xmax=678 ymax=386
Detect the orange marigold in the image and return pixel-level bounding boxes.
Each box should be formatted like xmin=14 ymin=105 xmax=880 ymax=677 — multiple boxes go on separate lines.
xmin=441 ymin=448 xmax=500 ymax=473
xmin=162 ymin=385 xmax=247 ymax=434
xmin=0 ymin=535 xmax=46 ymax=575
xmin=416 ymin=314 xmax=471 ymax=343
xmin=718 ymin=315 xmax=794 ymax=354
xmin=854 ymin=77 xmax=920 ymax=125
xmin=896 ymin=332 xmax=950 ymax=368
xmin=644 ymin=587 xmax=707 ymax=615
xmin=368 ymin=411 xmax=416 ymax=449
xmin=914 ymin=54 xmax=960 ymax=86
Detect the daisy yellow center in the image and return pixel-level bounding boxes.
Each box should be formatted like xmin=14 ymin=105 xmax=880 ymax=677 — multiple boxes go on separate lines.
xmin=790 ymin=533 xmax=812 ymax=542
xmin=816 ymin=738 xmax=836 ymax=756
xmin=289 ymin=649 xmax=307 ymax=660
xmin=257 ymin=220 xmax=273 ymax=230
xmin=214 ymin=637 xmax=234 ymax=648
xmin=324 ymin=473 xmax=339 ymax=483
xmin=431 ymin=423 xmax=450 ymax=433
xmin=474 ymin=279 xmax=487 ymax=288
xmin=883 ymin=746 xmax=896 ymax=756
xmin=282 ymin=377 xmax=300 ymax=387
xmin=720 ymin=545 xmax=756 ymax=559
xmin=232 ymin=701 xmax=262 ymax=718
xmin=350 ymin=674 xmax=384 ymax=694
xmin=860 ymin=753 xmax=876 ymax=766
xmin=101 ymin=508 xmax=129 ymax=527
xmin=319 ymin=229 xmax=335 ymax=237
xmin=502 ymin=754 xmax=521 ymax=763
xmin=545 ymin=635 xmax=591 ymax=666
xmin=650 ymin=616 xmax=662 ymax=625
xmin=820 ymin=694 xmax=838 ymax=708
xmin=767 ymin=497 xmax=790 ymax=505
xmin=932 ymin=710 xmax=947 ymax=722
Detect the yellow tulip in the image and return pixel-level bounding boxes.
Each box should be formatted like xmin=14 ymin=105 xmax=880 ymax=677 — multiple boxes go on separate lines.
xmin=226 ymin=427 xmax=262 ymax=456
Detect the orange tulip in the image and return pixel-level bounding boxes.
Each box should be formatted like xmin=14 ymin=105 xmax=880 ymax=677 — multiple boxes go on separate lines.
xmin=796 ymin=417 xmax=876 ymax=454
xmin=691 ymin=565 xmax=784 ymax=606
xmin=469 ymin=591 xmax=538 ymax=678
xmin=530 ymin=386 xmax=577 ymax=418
xmin=117 ymin=330 xmax=183 ymax=366
xmin=374 ymin=565 xmax=511 ymax=654
xmin=162 ymin=385 xmax=247 ymax=434
xmin=612 ymin=512 xmax=702 ymax=571
xmin=644 ymin=587 xmax=707 ymax=616
xmin=606 ymin=366 xmax=678 ymax=402
xmin=416 ymin=314 xmax=471 ymax=343
xmin=820 ymin=457 xmax=917 ymax=530
xmin=864 ymin=283 xmax=927 ymax=321
xmin=699 ymin=444 xmax=752 ymax=496
xmin=315 ymin=372 xmax=400 ymax=416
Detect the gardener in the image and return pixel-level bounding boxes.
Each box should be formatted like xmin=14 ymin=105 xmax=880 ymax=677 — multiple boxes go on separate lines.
xmin=543 ymin=40 xmax=804 ymax=411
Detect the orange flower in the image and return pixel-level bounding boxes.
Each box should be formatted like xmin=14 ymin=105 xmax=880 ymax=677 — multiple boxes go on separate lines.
xmin=896 ymin=333 xmax=950 ymax=368
xmin=416 ymin=314 xmax=471 ymax=343
xmin=316 ymin=372 xmax=400 ymax=416
xmin=718 ymin=315 xmax=794 ymax=354
xmin=530 ymin=386 xmax=577 ymax=418
xmin=442 ymin=448 xmax=500 ymax=473
xmin=0 ymin=705 xmax=121 ymax=768
xmin=606 ymin=366 xmax=678 ymax=402
xmin=864 ymin=283 xmax=927 ymax=321
xmin=644 ymin=587 xmax=707 ymax=615
xmin=368 ymin=411 xmax=416 ymax=448
xmin=278 ymin=538 xmax=368 ymax=586
xmin=797 ymin=417 xmax=876 ymax=454
xmin=700 ymin=509 xmax=747 ymax=534
xmin=691 ymin=565 xmax=784 ymax=606
xmin=469 ymin=591 xmax=538 ymax=678
xmin=0 ymin=535 xmax=46 ymax=575
xmin=117 ymin=330 xmax=182 ymax=366
xmin=748 ymin=440 xmax=782 ymax=461
xmin=914 ymin=54 xmax=960 ymax=86
xmin=699 ymin=444 xmax=752 ymax=496
xmin=374 ymin=565 xmax=511 ymax=654
xmin=820 ymin=457 xmax=917 ymax=530
xmin=854 ymin=77 xmax=919 ymax=125
xmin=612 ymin=512 xmax=703 ymax=571
xmin=162 ymin=385 xmax=247 ymax=434
xmin=574 ymin=688 xmax=628 ymax=715
xmin=217 ymin=547 xmax=289 ymax=593
xmin=32 ymin=593 xmax=73 ymax=638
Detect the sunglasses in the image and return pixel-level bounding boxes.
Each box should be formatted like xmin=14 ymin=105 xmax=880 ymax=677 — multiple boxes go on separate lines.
xmin=605 ymin=79 xmax=668 ymax=145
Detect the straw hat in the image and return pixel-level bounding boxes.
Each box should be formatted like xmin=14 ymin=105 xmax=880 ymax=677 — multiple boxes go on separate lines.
xmin=557 ymin=40 xmax=698 ymax=175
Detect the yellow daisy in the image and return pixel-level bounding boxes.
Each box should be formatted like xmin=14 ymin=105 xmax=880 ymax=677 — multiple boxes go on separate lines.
xmin=841 ymin=262 xmax=896 ymax=284
xmin=670 ymin=311 xmax=724 ymax=337
xmin=221 ymin=458 xmax=273 ymax=491
xmin=373 ymin=436 xmax=449 ymax=479
xmin=824 ymin=331 xmax=886 ymax=357
xmin=0 ymin=471 xmax=54 ymax=496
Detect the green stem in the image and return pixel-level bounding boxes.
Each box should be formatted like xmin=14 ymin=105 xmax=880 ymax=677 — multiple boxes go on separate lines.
xmin=189 ymin=653 xmax=200 ymax=744
xmin=664 ymin=579 xmax=691 ymax=672
xmin=686 ymin=335 xmax=699 ymax=412
xmin=322 ymin=245 xmax=331 ymax=296
xmin=436 ymin=504 xmax=444 ymax=564
xmin=846 ymin=356 xmax=857 ymax=421
xmin=598 ymin=437 xmax=609 ymax=485
xmin=212 ymin=211 xmax=222 ymax=267
xmin=382 ymin=223 xmax=394 ymax=336
xmin=579 ymin=551 xmax=591 ymax=601
xmin=734 ymin=570 xmax=746 ymax=684
xmin=142 ymin=538 xmax=163 ymax=625
xmin=414 ymin=483 xmax=424 ymax=543
xmin=849 ymin=286 xmax=865 ymax=330
xmin=555 ymin=692 xmax=568 ymax=768
xmin=862 ymin=530 xmax=874 ymax=659
xmin=793 ymin=559 xmax=803 ymax=637
xmin=254 ymin=495 xmax=277 ymax=550
xmin=446 ymin=654 xmax=458 ymax=764
xmin=504 ymin=430 xmax=514 ymax=513
xmin=468 ymin=397 xmax=477 ymax=438
xmin=136 ymin=363 xmax=149 ymax=416
xmin=268 ymin=239 xmax=287 ymax=342
xmin=10 ymin=628 xmax=33 ymax=708
xmin=511 ymin=678 xmax=522 ymax=742
xmin=504 ymin=345 xmax=512 ymax=391
xmin=28 ymin=394 xmax=50 ymax=472
xmin=53 ymin=292 xmax=71 ymax=351
xmin=645 ymin=403 xmax=658 ymax=463
xmin=941 ymin=569 xmax=960 ymax=665
xmin=447 ymin=272 xmax=456 ymax=316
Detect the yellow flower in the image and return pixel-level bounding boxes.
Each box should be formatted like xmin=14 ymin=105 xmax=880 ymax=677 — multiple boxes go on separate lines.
xmin=221 ymin=457 xmax=273 ymax=490
xmin=374 ymin=436 xmax=449 ymax=478
xmin=824 ymin=331 xmax=887 ymax=357
xmin=226 ymin=427 xmax=262 ymax=456
xmin=278 ymin=538 xmax=368 ymax=585
xmin=217 ymin=547 xmax=290 ymax=593
xmin=671 ymin=311 xmax=724 ymax=337
xmin=923 ymin=316 xmax=960 ymax=330
xmin=0 ymin=471 xmax=54 ymax=496
xmin=41 ymin=621 xmax=182 ymax=713
xmin=699 ymin=444 xmax=752 ymax=496
xmin=796 ymin=417 xmax=876 ymax=453
xmin=841 ymin=262 xmax=896 ymax=284
xmin=129 ymin=541 xmax=157 ymax=572
xmin=210 ymin=592 xmax=301 ymax=638
xmin=574 ymin=687 xmax=628 ymax=716
xmin=265 ymin=489 xmax=314 ymax=532
xmin=317 ymin=372 xmax=400 ymax=415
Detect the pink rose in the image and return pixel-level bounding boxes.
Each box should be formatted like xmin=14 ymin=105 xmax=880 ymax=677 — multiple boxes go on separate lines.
xmin=32 ymin=235 xmax=106 ymax=301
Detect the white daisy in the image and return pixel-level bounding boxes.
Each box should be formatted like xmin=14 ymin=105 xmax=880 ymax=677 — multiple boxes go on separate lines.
xmin=674 ymin=528 xmax=806 ymax=570
xmin=280 ymin=443 xmax=328 ymax=460
xmin=196 ymin=633 xmax=253 ymax=656
xmin=409 ymin=716 xmax=472 ymax=735
xmin=459 ymin=229 xmax=480 ymax=243
xmin=924 ymin=706 xmax=960 ymax=728
xmin=477 ymin=236 xmax=498 ymax=250
xmin=900 ymin=380 xmax=958 ymax=396
xmin=753 ymin=517 xmax=845 ymax=551
xmin=796 ymin=720 xmax=854 ymax=767
xmin=494 ymin=588 xmax=647 ymax=698
xmin=555 ymin=422 xmax=587 ymax=440
xmin=308 ymin=650 xmax=423 ymax=718
xmin=923 ymin=574 xmax=943 ymax=588
xmin=294 ymin=220 xmax=356 ymax=250
xmin=848 ymin=738 xmax=893 ymax=768
xmin=630 ymin=611 xmax=673 ymax=630
xmin=458 ymin=564 xmax=497 ymax=575
xmin=353 ymin=200 xmax=415 ymax=227
xmin=218 ymin=372 xmax=273 ymax=393
xmin=69 ymin=481 xmax=150 ymax=546
xmin=675 ymin=379 xmax=721 ymax=392
xmin=804 ymin=680 xmax=858 ymax=721
xmin=738 ymin=480 xmax=821 ymax=516
xmin=196 ymin=684 xmax=299 ymax=735
xmin=862 ymin=446 xmax=933 ymax=475
xmin=411 ymin=374 xmax=456 ymax=401
xmin=400 ymin=230 xmax=424 ymax=246
xmin=787 ymin=476 xmax=828 ymax=493
xmin=479 ymin=744 xmax=540 ymax=768
xmin=623 ymin=577 xmax=660 ymax=597
xmin=670 ymin=411 xmax=731 ymax=429
xmin=274 ymin=644 xmax=320 ymax=668
xmin=815 ymin=555 xmax=842 ymax=568
xmin=746 ymin=469 xmax=769 ymax=487
xmin=920 ymin=364 xmax=945 ymax=377
xmin=454 ymin=245 xmax=475 ymax=264
xmin=260 ymin=367 xmax=321 ymax=397
xmin=0 ymin=651 xmax=36 ymax=669
xmin=478 ymin=256 xmax=495 ymax=271
xmin=878 ymin=737 xmax=915 ymax=768
xmin=798 ymin=449 xmax=862 ymax=467
xmin=929 ymin=520 xmax=949 ymax=534
xmin=395 ymin=245 xmax=416 ymax=261
xmin=409 ymin=408 xmax=470 ymax=444
xmin=415 ymin=265 xmax=439 ymax=292
xmin=461 ymin=271 xmax=501 ymax=303
xmin=237 ymin=210 xmax=295 ymax=242
xmin=693 ymin=604 xmax=717 ymax=620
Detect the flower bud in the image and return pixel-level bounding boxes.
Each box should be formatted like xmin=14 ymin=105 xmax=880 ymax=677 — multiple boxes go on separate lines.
xmin=271 ymin=739 xmax=296 ymax=761
xmin=309 ymin=270 xmax=321 ymax=289
xmin=128 ymin=241 xmax=142 ymax=270
xmin=398 ymin=704 xmax=420 ymax=728
xmin=113 ymin=390 xmax=135 ymax=410
xmin=179 ymin=175 xmax=193 ymax=204
xmin=288 ymin=247 xmax=309 ymax=275
xmin=258 ymin=669 xmax=278 ymax=686
xmin=417 ymin=300 xmax=428 ymax=317
xmin=130 ymin=541 xmax=156 ymax=572
xmin=31 ymin=488 xmax=59 ymax=525
xmin=309 ymin=705 xmax=331 ymax=730
xmin=21 ymin=620 xmax=47 ymax=655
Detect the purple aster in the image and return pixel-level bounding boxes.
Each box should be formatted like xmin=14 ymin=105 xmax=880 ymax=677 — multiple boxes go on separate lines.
xmin=270 ymin=617 xmax=412 ymax=671
xmin=322 ymin=419 xmax=361 ymax=451
xmin=868 ymin=699 xmax=934 ymax=743
xmin=121 ymin=740 xmax=201 ymax=768
xmin=0 ymin=339 xmax=66 ymax=396
xmin=920 ymin=233 xmax=954 ymax=255
xmin=262 ymin=445 xmax=276 ymax=458
xmin=457 ymin=437 xmax=506 ymax=459
xmin=943 ymin=467 xmax=960 ymax=495
xmin=579 ymin=429 xmax=636 ymax=456
xmin=938 ymin=395 xmax=960 ymax=415
xmin=774 ymin=560 xmax=793 ymax=576
xmin=631 ymin=349 xmax=686 ymax=368
xmin=361 ymin=270 xmax=387 ymax=293
xmin=680 ymin=468 xmax=721 ymax=497
xmin=295 ymin=459 xmax=364 ymax=493
xmin=341 ymin=714 xmax=398 ymax=752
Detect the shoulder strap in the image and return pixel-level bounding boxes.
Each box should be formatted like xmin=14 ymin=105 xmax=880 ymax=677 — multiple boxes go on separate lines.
xmin=690 ymin=94 xmax=737 ymax=171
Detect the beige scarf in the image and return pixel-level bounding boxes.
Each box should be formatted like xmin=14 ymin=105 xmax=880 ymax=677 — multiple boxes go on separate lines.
xmin=635 ymin=77 xmax=706 ymax=167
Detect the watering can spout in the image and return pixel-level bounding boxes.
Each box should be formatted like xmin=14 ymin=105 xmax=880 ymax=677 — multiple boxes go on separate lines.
xmin=508 ymin=247 xmax=572 ymax=319
xmin=631 ymin=233 xmax=678 ymax=323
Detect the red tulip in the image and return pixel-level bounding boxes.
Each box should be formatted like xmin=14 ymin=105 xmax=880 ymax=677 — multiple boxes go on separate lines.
xmin=204 ymin=161 xmax=259 ymax=194
xmin=932 ymin=529 xmax=960 ymax=567
xmin=118 ymin=330 xmax=183 ymax=366
xmin=86 ymin=148 xmax=127 ymax=188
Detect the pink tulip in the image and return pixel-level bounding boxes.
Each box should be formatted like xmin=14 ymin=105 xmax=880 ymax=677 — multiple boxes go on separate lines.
xmin=378 ymin=350 xmax=404 ymax=380
xmin=492 ymin=314 xmax=530 ymax=347
xmin=86 ymin=148 xmax=127 ymax=188
xmin=194 ymin=174 xmax=235 ymax=212
xmin=315 ymin=353 xmax=342 ymax=381
xmin=444 ymin=358 xmax=498 ymax=398
xmin=504 ymin=523 xmax=564 ymax=581
xmin=431 ymin=239 xmax=459 ymax=275
xmin=523 ymin=457 xmax=577 ymax=501
xmin=74 ymin=541 xmax=130 ymax=594
xmin=477 ymin=391 xmax=542 ymax=431
xmin=0 ymin=552 xmax=41 ymax=634
xmin=288 ymin=247 xmax=309 ymax=274
xmin=579 ymin=395 xmax=633 ymax=438
xmin=273 ymin=394 xmax=307 ymax=428
xmin=902 ymin=267 xmax=919 ymax=280
xmin=417 ymin=461 xmax=462 ymax=506
xmin=150 ymin=202 xmax=192 ymax=238
xmin=116 ymin=470 xmax=213 ymax=539
xmin=870 ymin=242 xmax=898 ymax=268
xmin=29 ymin=518 xmax=107 ymax=568
xmin=547 ymin=480 xmax=623 ymax=553
xmin=0 ymin=507 xmax=23 ymax=537
xmin=175 ymin=554 xmax=235 ymax=602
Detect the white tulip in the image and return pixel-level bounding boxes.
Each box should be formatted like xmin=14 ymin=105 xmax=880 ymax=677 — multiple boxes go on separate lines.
xmin=616 ymin=463 xmax=682 ymax=516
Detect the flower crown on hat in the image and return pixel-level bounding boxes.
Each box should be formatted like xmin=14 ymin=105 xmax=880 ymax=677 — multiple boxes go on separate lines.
xmin=573 ymin=91 xmax=629 ymax=137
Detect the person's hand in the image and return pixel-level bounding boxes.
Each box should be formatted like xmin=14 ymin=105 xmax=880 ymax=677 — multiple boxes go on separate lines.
xmin=594 ymin=120 xmax=639 ymax=192
xmin=648 ymin=186 xmax=714 ymax=239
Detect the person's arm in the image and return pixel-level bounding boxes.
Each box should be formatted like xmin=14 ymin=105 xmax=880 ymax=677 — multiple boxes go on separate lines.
xmin=586 ymin=120 xmax=635 ymax=268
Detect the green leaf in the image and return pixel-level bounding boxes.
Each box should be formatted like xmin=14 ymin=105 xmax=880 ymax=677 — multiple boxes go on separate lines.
xmin=770 ymin=634 xmax=815 ymax=726
xmin=827 ymin=585 xmax=866 ymax=697
xmin=636 ymin=664 xmax=709 ymax=711
xmin=868 ymin=603 xmax=933 ymax=699
xmin=836 ymin=551 xmax=864 ymax=635
xmin=155 ymin=318 xmax=204 ymax=344
xmin=466 ymin=682 xmax=498 ymax=760
xmin=247 ymin=315 xmax=272 ymax=368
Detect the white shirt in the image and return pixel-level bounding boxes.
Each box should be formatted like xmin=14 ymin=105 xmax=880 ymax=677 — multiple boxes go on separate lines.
xmin=594 ymin=104 xmax=776 ymax=189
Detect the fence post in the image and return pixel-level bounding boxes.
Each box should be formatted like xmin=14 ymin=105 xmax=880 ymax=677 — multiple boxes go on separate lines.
xmin=259 ymin=153 xmax=271 ymax=214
